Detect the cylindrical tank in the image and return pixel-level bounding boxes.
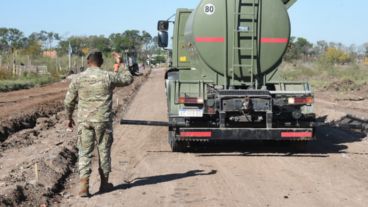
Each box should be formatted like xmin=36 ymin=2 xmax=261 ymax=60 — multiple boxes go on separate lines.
xmin=185 ymin=0 xmax=291 ymax=84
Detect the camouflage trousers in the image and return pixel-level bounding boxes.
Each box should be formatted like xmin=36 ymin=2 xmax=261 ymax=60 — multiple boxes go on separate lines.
xmin=77 ymin=121 xmax=113 ymax=179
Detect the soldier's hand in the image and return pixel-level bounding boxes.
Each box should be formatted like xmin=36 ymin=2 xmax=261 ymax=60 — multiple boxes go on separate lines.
xmin=112 ymin=52 xmax=121 ymax=64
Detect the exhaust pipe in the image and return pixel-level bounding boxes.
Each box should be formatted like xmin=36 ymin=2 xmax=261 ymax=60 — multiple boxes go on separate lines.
xmin=120 ymin=119 xmax=169 ymax=127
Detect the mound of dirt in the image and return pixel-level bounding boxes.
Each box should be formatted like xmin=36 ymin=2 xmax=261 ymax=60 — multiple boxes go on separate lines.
xmin=0 ymin=81 xmax=68 ymax=142
xmin=0 ymin=146 xmax=77 ymax=207
xmin=1 ymin=114 xmax=62 ymax=152
xmin=324 ymin=79 xmax=361 ymax=92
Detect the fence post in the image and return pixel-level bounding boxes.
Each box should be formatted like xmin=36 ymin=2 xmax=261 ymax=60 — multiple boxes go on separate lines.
xmin=12 ymin=53 xmax=15 ymax=75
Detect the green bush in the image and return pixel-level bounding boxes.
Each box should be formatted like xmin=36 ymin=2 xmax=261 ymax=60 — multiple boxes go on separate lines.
xmin=280 ymin=62 xmax=368 ymax=91
xmin=0 ymin=69 xmax=12 ymax=79
xmin=0 ymin=75 xmax=54 ymax=92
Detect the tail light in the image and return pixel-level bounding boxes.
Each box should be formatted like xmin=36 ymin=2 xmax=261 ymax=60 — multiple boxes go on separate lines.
xmin=288 ymin=97 xmax=313 ymax=105
xmin=178 ymin=97 xmax=204 ymax=104
xmin=180 ymin=131 xmax=212 ymax=138
xmin=281 ymin=132 xmax=313 ymax=138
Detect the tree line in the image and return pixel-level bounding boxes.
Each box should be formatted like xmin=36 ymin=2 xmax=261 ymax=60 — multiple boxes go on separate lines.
xmin=284 ymin=37 xmax=368 ymax=65
xmin=1 ymin=27 xmax=367 ymax=66
xmin=0 ymin=28 xmax=161 ymax=60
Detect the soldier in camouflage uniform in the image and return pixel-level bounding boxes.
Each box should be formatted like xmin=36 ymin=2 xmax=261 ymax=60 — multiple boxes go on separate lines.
xmin=64 ymin=51 xmax=133 ymax=197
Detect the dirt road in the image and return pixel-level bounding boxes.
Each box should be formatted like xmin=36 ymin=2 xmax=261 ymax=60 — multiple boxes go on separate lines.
xmin=0 ymin=81 xmax=69 ymax=142
xmin=59 ymin=69 xmax=368 ymax=207
xmin=0 ymin=81 xmax=68 ymax=119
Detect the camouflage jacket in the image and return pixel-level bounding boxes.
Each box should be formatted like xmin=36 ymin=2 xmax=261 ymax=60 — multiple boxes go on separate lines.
xmin=64 ymin=67 xmax=133 ymax=123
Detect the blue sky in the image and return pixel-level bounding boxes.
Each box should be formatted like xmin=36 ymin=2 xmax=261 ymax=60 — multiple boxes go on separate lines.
xmin=0 ymin=0 xmax=367 ymax=46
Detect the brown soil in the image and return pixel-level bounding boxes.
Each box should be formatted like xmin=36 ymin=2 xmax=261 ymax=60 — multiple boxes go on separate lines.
xmin=0 ymin=81 xmax=69 ymax=142
xmin=0 ymin=71 xmax=150 ymax=207
xmin=1 ymin=69 xmax=368 ymax=207
xmin=324 ymin=79 xmax=361 ymax=92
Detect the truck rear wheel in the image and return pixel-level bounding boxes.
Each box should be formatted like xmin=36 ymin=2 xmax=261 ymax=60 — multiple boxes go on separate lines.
xmin=168 ymin=129 xmax=187 ymax=152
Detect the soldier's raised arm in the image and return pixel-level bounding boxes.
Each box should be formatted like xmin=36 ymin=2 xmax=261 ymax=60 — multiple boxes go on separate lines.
xmin=109 ymin=70 xmax=133 ymax=87
xmin=110 ymin=53 xmax=134 ymax=87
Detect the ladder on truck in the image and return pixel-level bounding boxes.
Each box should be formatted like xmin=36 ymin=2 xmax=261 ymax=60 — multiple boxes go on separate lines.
xmin=231 ymin=0 xmax=259 ymax=88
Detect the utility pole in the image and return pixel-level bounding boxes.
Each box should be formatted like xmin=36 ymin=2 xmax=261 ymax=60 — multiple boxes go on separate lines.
xmin=12 ymin=50 xmax=16 ymax=75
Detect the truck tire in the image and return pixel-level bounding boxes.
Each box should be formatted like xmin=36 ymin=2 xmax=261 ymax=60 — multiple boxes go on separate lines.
xmin=168 ymin=129 xmax=187 ymax=152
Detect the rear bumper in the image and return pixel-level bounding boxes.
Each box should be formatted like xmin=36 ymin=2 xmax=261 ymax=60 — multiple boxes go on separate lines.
xmin=178 ymin=128 xmax=315 ymax=141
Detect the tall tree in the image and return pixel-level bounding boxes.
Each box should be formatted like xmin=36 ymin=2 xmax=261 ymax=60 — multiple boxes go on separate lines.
xmin=0 ymin=28 xmax=25 ymax=51
xmin=294 ymin=37 xmax=313 ymax=58
xmin=87 ymin=35 xmax=111 ymax=53
xmin=140 ymin=31 xmax=153 ymax=62
xmin=316 ymin=40 xmax=328 ymax=55
xmin=22 ymin=38 xmax=42 ymax=57
xmin=109 ymin=33 xmax=125 ymax=52
xmin=0 ymin=28 xmax=9 ymax=51
xmin=283 ymin=36 xmax=298 ymax=61
xmin=29 ymin=31 xmax=51 ymax=49
xmin=122 ymin=30 xmax=142 ymax=49
xmin=58 ymin=36 xmax=88 ymax=56
xmin=141 ymin=31 xmax=152 ymax=50
xmin=46 ymin=32 xmax=60 ymax=50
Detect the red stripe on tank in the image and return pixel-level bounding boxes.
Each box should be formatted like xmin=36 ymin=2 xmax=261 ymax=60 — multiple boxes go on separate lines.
xmin=261 ymin=38 xmax=289 ymax=43
xmin=195 ymin=37 xmax=225 ymax=43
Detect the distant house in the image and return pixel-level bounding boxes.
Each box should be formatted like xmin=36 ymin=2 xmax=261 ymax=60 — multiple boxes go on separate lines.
xmin=43 ymin=50 xmax=57 ymax=58
xmin=365 ymin=57 xmax=368 ymax=65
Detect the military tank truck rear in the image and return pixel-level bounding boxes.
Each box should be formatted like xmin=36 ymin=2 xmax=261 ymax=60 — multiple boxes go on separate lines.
xmin=158 ymin=0 xmax=316 ymax=152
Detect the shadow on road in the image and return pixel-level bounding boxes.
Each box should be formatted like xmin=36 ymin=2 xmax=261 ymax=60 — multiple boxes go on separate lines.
xmin=191 ymin=116 xmax=367 ymax=157
xmin=95 ymin=170 xmax=217 ymax=196
xmin=147 ymin=117 xmax=366 ymax=157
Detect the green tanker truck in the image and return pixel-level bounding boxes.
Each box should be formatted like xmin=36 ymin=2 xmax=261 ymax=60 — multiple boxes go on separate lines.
xmin=155 ymin=0 xmax=316 ymax=152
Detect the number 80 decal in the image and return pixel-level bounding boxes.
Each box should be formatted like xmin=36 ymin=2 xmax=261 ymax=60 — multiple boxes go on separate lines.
xmin=204 ymin=3 xmax=215 ymax=15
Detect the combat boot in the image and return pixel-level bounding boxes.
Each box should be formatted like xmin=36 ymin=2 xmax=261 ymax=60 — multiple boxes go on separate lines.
xmin=99 ymin=168 xmax=114 ymax=193
xmin=79 ymin=177 xmax=91 ymax=198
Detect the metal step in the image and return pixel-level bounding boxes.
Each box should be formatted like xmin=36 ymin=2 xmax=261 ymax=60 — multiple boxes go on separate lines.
xmin=233 ymin=64 xmax=253 ymax=68
xmin=239 ymin=3 xmax=259 ymax=6
xmin=233 ymin=12 xmax=256 ymax=15
xmin=233 ymin=47 xmax=254 ymax=50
